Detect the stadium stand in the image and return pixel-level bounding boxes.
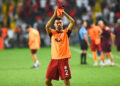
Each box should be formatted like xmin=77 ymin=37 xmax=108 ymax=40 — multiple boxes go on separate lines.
xmin=0 ymin=0 xmax=120 ymax=48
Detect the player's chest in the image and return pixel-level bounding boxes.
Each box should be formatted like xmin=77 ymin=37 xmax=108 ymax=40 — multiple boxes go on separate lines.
xmin=91 ymin=29 xmax=99 ymax=35
xmin=52 ymin=33 xmax=66 ymax=42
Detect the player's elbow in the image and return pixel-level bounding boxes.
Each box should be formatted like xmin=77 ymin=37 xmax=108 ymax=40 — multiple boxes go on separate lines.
xmin=70 ymin=19 xmax=75 ymax=27
xmin=71 ymin=19 xmax=75 ymax=24
xmin=45 ymin=24 xmax=50 ymax=30
xmin=45 ymin=25 xmax=48 ymax=29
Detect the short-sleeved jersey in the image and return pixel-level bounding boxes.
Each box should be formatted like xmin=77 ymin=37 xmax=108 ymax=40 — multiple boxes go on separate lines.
xmin=101 ymin=28 xmax=111 ymax=44
xmin=101 ymin=28 xmax=112 ymax=52
xmin=49 ymin=28 xmax=72 ymax=59
xmin=79 ymin=27 xmax=88 ymax=40
xmin=88 ymin=26 xmax=101 ymax=44
xmin=28 ymin=28 xmax=41 ymax=50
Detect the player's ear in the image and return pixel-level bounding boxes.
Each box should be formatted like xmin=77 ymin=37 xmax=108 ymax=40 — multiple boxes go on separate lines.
xmin=54 ymin=21 xmax=56 ymax=27
xmin=54 ymin=23 xmax=56 ymax=27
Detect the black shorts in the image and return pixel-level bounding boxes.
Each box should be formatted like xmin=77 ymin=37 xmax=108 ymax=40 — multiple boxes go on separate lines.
xmin=31 ymin=49 xmax=37 ymax=54
xmin=80 ymin=40 xmax=88 ymax=50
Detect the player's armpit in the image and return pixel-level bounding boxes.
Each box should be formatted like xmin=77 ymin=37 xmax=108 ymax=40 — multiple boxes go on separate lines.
xmin=67 ymin=30 xmax=72 ymax=37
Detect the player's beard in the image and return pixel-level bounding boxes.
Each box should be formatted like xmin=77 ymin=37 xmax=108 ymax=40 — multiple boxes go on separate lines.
xmin=57 ymin=26 xmax=62 ymax=32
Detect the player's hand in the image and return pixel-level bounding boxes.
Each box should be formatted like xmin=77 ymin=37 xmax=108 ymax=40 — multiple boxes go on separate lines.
xmin=87 ymin=42 xmax=90 ymax=47
xmin=62 ymin=10 xmax=65 ymax=14
xmin=56 ymin=7 xmax=64 ymax=17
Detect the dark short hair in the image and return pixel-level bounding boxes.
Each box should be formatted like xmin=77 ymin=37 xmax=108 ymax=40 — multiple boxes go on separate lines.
xmin=89 ymin=20 xmax=94 ymax=26
xmin=55 ymin=17 xmax=62 ymax=20
xmin=26 ymin=25 xmax=31 ymax=29
xmin=81 ymin=20 xmax=87 ymax=25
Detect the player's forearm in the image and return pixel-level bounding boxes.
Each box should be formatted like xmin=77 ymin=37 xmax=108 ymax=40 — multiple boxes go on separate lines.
xmin=111 ymin=33 xmax=115 ymax=45
xmin=46 ymin=14 xmax=56 ymax=29
xmin=84 ymin=34 xmax=89 ymax=44
xmin=63 ymin=11 xmax=74 ymax=24
xmin=46 ymin=8 xmax=57 ymax=30
xmin=63 ymin=11 xmax=75 ymax=30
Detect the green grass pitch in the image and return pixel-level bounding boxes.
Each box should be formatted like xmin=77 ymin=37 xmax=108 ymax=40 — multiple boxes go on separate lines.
xmin=0 ymin=46 xmax=120 ymax=86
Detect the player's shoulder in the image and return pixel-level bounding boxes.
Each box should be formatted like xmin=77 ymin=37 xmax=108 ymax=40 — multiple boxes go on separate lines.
xmin=30 ymin=28 xmax=39 ymax=35
xmin=96 ymin=26 xmax=101 ymax=30
xmin=51 ymin=29 xmax=56 ymax=31
xmin=48 ymin=29 xmax=57 ymax=36
xmin=32 ymin=29 xmax=38 ymax=33
xmin=63 ymin=27 xmax=69 ymax=32
xmin=88 ymin=27 xmax=93 ymax=32
xmin=88 ymin=27 xmax=91 ymax=31
xmin=30 ymin=28 xmax=36 ymax=31
xmin=51 ymin=29 xmax=56 ymax=33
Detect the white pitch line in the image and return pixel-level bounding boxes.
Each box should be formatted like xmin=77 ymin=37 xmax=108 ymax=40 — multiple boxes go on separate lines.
xmin=115 ymin=64 xmax=120 ymax=67
xmin=113 ymin=55 xmax=120 ymax=60
xmin=70 ymin=47 xmax=120 ymax=67
xmin=70 ymin=47 xmax=92 ymax=57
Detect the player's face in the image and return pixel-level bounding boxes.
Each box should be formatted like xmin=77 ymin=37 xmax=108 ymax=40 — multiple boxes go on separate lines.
xmin=105 ymin=26 xmax=110 ymax=30
xmin=98 ymin=21 xmax=104 ymax=28
xmin=83 ymin=22 xmax=87 ymax=27
xmin=54 ymin=20 xmax=63 ymax=31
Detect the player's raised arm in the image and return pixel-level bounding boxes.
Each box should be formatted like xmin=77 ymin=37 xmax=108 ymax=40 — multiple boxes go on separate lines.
xmin=63 ymin=11 xmax=75 ymax=31
xmin=46 ymin=9 xmax=57 ymax=34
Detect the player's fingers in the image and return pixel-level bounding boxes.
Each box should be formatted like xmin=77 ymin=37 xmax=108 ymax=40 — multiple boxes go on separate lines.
xmin=53 ymin=8 xmax=57 ymax=16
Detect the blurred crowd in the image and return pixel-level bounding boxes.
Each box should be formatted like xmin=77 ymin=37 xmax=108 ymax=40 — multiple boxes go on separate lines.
xmin=0 ymin=0 xmax=120 ymax=49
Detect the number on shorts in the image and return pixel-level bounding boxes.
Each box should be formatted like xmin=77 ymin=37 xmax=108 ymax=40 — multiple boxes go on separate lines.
xmin=64 ymin=66 xmax=68 ymax=76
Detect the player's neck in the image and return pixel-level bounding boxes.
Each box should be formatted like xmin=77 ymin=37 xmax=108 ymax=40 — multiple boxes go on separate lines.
xmin=56 ymin=29 xmax=63 ymax=32
xmin=82 ymin=25 xmax=86 ymax=28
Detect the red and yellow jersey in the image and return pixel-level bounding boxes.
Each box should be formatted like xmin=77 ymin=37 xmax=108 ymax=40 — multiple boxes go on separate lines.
xmin=88 ymin=26 xmax=101 ymax=44
xmin=28 ymin=28 xmax=41 ymax=50
xmin=49 ymin=28 xmax=72 ymax=59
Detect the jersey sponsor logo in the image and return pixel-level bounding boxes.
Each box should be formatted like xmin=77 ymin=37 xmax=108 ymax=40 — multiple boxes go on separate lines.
xmin=55 ymin=38 xmax=62 ymax=42
xmin=61 ymin=33 xmax=64 ymax=36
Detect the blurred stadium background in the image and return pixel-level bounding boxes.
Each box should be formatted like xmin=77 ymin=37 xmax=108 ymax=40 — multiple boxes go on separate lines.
xmin=0 ymin=0 xmax=120 ymax=48
xmin=0 ymin=0 xmax=120 ymax=86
